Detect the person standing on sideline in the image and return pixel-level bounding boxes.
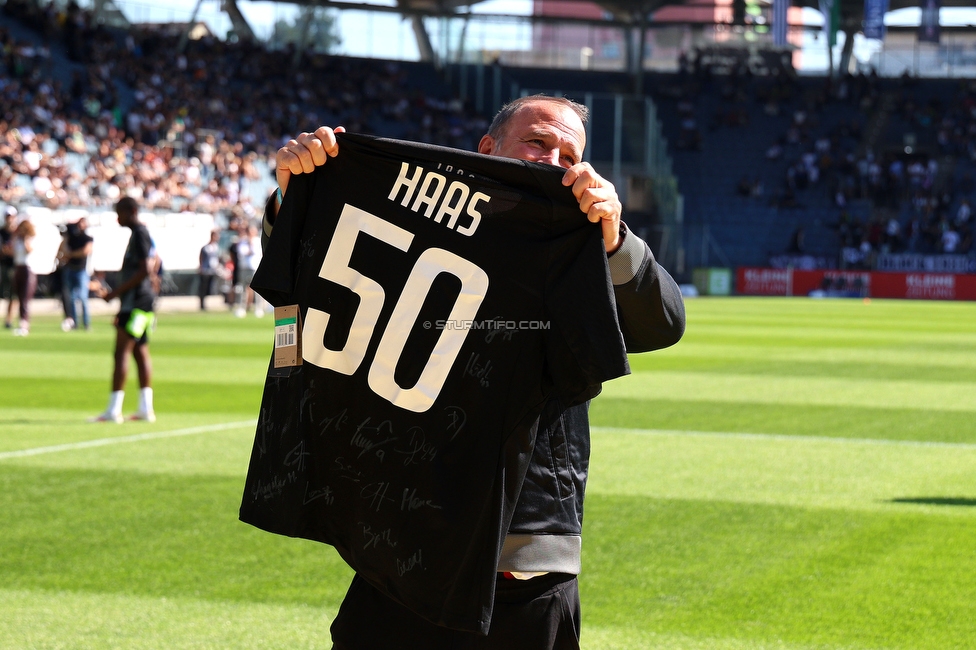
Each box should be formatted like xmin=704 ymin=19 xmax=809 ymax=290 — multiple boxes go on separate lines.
xmin=0 ymin=206 xmax=16 ymax=329
xmin=90 ymin=197 xmax=157 ymax=424
xmin=265 ymin=95 xmax=685 ymax=650
xmin=4 ymin=217 xmax=36 ymax=336
xmin=197 ymin=229 xmax=221 ymax=310
xmin=244 ymin=224 xmax=265 ymax=317
xmin=232 ymin=223 xmax=261 ymax=317
xmin=59 ymin=217 xmax=94 ymax=331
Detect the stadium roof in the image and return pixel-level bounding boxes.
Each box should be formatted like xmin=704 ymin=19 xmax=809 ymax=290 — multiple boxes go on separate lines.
xmin=240 ymin=0 xmax=976 ymax=58
xmin=262 ymin=0 xmax=976 ymax=22
xmin=215 ymin=0 xmax=976 ymax=72
xmin=100 ymin=0 xmax=974 ymax=70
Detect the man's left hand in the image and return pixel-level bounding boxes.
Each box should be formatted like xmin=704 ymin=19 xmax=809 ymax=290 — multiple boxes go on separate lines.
xmin=562 ymin=163 xmax=622 ymax=253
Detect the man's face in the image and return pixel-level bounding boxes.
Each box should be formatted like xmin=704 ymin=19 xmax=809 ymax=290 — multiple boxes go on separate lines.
xmin=478 ymin=101 xmax=585 ymax=169
xmin=116 ymin=209 xmax=130 ymax=228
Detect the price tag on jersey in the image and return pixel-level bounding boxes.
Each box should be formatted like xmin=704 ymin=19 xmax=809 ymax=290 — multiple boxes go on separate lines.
xmin=273 ymin=305 xmax=303 ymax=368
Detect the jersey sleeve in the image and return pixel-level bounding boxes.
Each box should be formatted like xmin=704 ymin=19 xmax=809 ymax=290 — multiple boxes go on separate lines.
xmin=250 ymin=171 xmax=317 ymax=306
xmin=543 ymin=223 xmax=630 ymax=404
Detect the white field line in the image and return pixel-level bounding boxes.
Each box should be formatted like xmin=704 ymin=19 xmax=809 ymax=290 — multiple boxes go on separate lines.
xmin=592 ymin=426 xmax=976 ymax=450
xmin=0 ymin=420 xmax=257 ymax=460
xmin=5 ymin=422 xmax=970 ymax=461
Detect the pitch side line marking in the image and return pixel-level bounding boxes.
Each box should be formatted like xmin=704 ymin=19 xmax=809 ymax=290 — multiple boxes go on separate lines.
xmin=592 ymin=427 xmax=976 ymax=450
xmin=7 ymin=423 xmax=970 ymax=460
xmin=0 ymin=420 xmax=257 ymax=460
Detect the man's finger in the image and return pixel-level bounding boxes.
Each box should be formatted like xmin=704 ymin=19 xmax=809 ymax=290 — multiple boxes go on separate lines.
xmin=562 ymin=163 xmax=597 ymax=197
xmin=277 ymin=151 xmax=296 ymax=175
xmin=578 ymin=187 xmax=601 ymax=218
xmin=601 ymin=216 xmax=621 ymax=253
xmin=288 ymin=135 xmax=317 ymax=174
xmin=277 ymin=126 xmax=347 ymax=193
xmin=297 ymin=132 xmax=329 ymax=168
xmin=587 ymin=200 xmax=617 ymax=226
xmin=562 ymin=161 xmax=593 ymax=182
xmin=313 ymin=126 xmax=345 ymax=158
xmin=277 ymin=142 xmax=306 ymax=174
xmin=580 ymin=188 xmax=620 ymax=219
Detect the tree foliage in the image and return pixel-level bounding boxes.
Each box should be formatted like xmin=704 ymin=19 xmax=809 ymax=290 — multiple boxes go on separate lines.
xmin=271 ymin=8 xmax=342 ymax=53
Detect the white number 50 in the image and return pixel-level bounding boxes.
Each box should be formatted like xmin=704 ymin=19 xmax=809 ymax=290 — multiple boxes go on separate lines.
xmin=303 ymin=204 xmax=489 ymax=413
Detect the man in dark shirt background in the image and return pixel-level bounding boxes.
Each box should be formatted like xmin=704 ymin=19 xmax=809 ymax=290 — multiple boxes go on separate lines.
xmin=59 ymin=216 xmax=94 ymax=331
xmin=90 ymin=197 xmax=157 ymax=424
xmin=1 ymin=206 xmax=16 ymax=329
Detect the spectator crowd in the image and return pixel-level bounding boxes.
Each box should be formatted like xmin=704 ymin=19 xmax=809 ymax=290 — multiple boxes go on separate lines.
xmin=3 ymin=0 xmax=975 ymax=288
xmin=0 ymin=0 xmax=494 ymax=322
xmin=660 ymin=57 xmax=976 ymax=266
xmin=0 ymin=0 xmax=488 ymax=218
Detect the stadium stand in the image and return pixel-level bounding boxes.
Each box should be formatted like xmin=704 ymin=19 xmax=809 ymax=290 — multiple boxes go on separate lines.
xmin=647 ymin=65 xmax=975 ymax=270
xmin=465 ymin=52 xmax=975 ymax=267
xmin=0 ymin=2 xmax=495 ymax=297
xmin=1 ymin=0 xmax=973 ymax=290
xmin=0 ymin=2 xmax=488 ymax=215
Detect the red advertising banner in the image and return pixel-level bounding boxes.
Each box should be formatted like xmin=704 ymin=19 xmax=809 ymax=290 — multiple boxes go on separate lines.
xmin=736 ymin=268 xmax=976 ymax=301
xmin=738 ymin=268 xmax=794 ymax=296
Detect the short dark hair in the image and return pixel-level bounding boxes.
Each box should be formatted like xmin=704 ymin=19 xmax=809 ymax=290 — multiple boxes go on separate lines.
xmin=115 ymin=196 xmax=138 ymax=216
xmin=486 ymin=95 xmax=589 ymax=140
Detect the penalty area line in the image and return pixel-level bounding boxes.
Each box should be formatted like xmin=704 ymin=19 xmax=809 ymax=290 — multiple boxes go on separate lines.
xmin=0 ymin=420 xmax=257 ymax=460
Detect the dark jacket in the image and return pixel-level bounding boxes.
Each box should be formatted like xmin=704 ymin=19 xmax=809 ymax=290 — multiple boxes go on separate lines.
xmin=499 ymin=226 xmax=686 ymax=574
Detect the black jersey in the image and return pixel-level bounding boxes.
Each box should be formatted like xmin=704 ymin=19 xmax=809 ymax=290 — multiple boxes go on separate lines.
xmin=119 ymin=222 xmax=155 ymax=312
xmin=239 ymin=133 xmax=629 ymax=634
xmin=65 ymin=228 xmax=93 ymax=271
xmin=0 ymin=223 xmax=13 ymax=265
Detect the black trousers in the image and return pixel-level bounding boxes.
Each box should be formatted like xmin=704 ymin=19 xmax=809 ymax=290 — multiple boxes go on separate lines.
xmin=198 ymin=273 xmax=216 ymax=308
xmin=331 ymin=572 xmax=581 ymax=650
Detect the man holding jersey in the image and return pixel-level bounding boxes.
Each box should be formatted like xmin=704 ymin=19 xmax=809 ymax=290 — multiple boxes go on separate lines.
xmin=259 ymin=95 xmax=685 ymax=649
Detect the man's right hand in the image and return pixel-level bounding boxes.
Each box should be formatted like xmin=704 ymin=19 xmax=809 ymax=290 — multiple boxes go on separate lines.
xmin=275 ymin=125 xmax=345 ymax=201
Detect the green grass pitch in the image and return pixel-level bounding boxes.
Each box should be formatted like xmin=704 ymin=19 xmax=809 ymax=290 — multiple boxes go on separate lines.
xmin=1 ymin=297 xmax=974 ymax=649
